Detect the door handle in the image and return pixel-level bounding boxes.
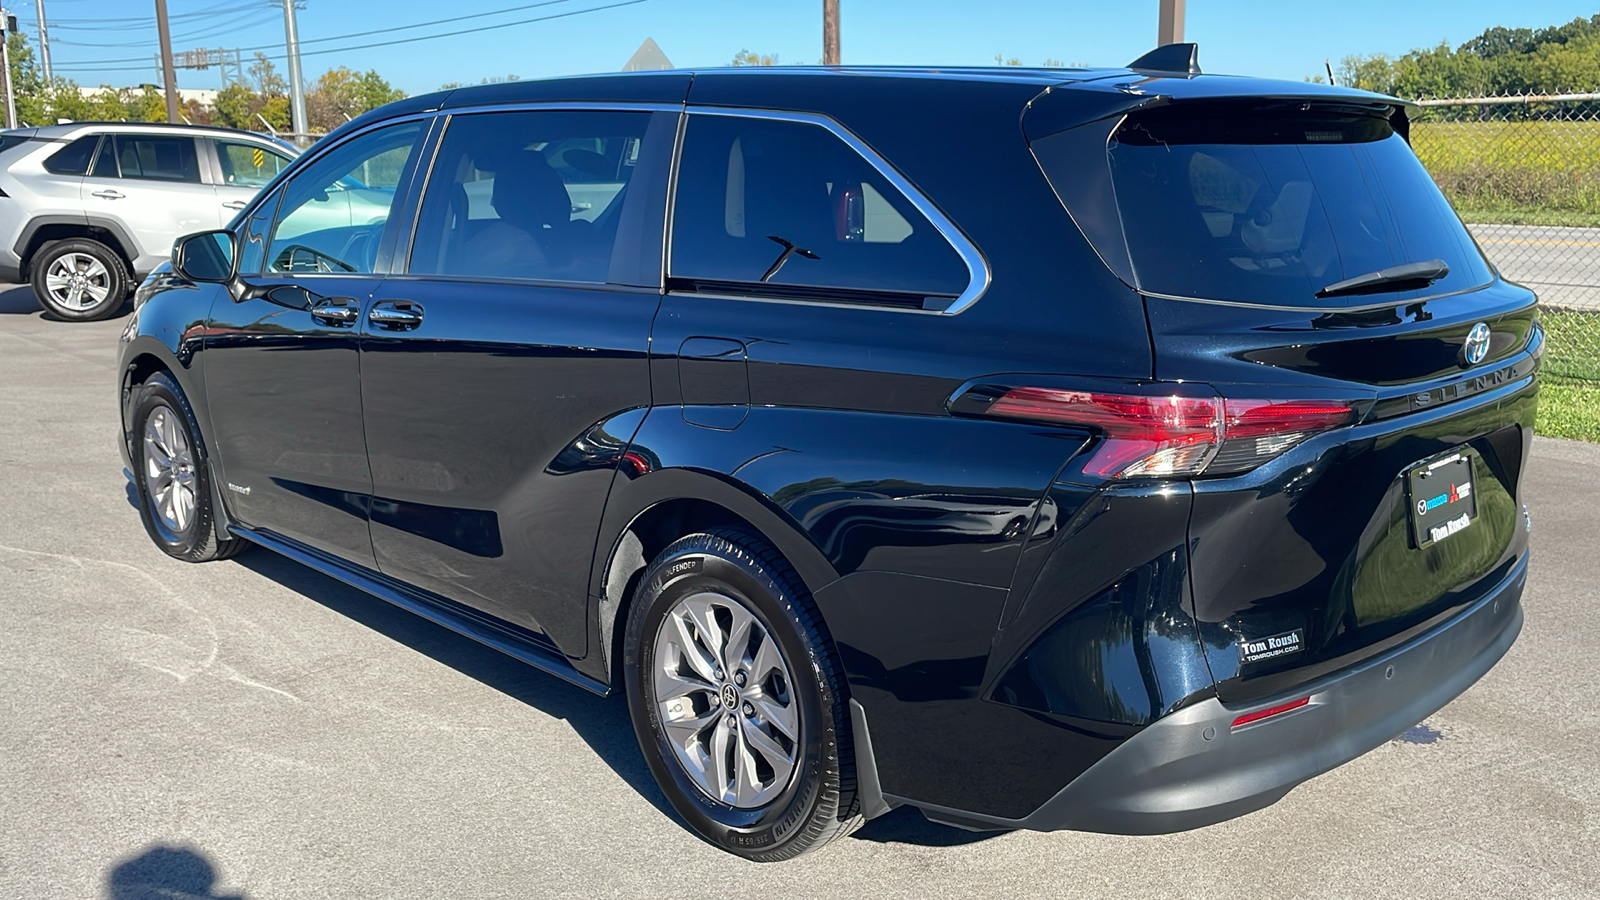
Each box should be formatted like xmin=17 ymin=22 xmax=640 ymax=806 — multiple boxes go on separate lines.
xmin=309 ymin=297 xmax=360 ymax=325
xmin=222 ymin=200 xmax=249 ymax=210
xmin=91 ymin=189 xmax=125 ymax=200
xmin=368 ymin=300 xmax=423 ymax=329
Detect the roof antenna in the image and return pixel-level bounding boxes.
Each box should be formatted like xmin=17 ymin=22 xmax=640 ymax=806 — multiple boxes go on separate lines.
xmin=1127 ymin=43 xmax=1201 ymax=75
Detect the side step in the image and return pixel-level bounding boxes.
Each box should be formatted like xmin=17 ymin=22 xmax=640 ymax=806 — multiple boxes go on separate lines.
xmin=232 ymin=527 xmax=611 ymax=696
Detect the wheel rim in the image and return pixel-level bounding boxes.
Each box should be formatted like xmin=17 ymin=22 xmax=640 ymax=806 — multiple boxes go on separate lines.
xmin=143 ymin=404 xmax=197 ymax=535
xmin=652 ymin=590 xmax=800 ymax=808
xmin=44 ymin=252 xmax=112 ymax=311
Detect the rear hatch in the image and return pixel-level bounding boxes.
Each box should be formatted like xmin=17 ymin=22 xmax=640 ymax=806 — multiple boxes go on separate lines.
xmin=1030 ymin=88 xmax=1538 ymax=702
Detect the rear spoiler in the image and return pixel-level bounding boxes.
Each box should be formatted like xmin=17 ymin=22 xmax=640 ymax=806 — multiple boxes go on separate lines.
xmin=1024 ymin=80 xmax=1416 ymax=143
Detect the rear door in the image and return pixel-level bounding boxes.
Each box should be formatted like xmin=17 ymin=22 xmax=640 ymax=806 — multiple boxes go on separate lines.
xmin=355 ymin=107 xmax=675 ymax=653
xmin=1031 ymin=98 xmax=1538 ymax=701
xmin=208 ymin=137 xmax=294 ymax=224
xmin=80 ymin=133 xmax=216 ymax=268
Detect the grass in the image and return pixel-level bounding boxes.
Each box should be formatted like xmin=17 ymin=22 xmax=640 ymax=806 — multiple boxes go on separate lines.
xmin=1539 ymin=310 xmax=1600 ymax=382
xmin=1537 ymin=381 xmax=1600 ymax=442
xmin=1455 ymin=206 xmax=1600 ymax=227
xmin=1412 ymin=118 xmax=1600 ymax=226
xmin=1533 ymin=310 xmax=1600 ymax=441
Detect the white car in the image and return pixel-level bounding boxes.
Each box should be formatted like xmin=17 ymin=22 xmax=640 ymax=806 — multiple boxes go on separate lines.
xmin=0 ymin=122 xmax=296 ymax=319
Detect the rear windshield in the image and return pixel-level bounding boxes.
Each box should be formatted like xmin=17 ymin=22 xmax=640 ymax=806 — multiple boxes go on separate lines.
xmin=1084 ymin=106 xmax=1493 ymax=307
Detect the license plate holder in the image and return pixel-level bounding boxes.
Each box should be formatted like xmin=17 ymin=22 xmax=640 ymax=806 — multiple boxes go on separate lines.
xmin=1407 ymin=449 xmax=1478 ymax=548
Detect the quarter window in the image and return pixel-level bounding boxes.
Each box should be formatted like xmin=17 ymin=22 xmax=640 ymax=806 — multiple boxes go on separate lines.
xmin=111 ymin=135 xmax=201 ymax=183
xmin=43 ymin=135 xmax=100 ymax=175
xmin=670 ymin=115 xmax=969 ymax=305
xmin=408 ymin=110 xmax=650 ymax=283
xmin=215 ymin=140 xmax=292 ymax=188
xmin=266 ymin=121 xmax=422 ymax=275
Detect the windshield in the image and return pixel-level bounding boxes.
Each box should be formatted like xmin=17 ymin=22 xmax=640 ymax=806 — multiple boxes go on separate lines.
xmin=1096 ymin=105 xmax=1493 ymax=307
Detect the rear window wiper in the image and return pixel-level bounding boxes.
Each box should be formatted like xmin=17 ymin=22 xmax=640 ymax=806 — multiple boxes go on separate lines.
xmin=1316 ymin=259 xmax=1449 ymax=299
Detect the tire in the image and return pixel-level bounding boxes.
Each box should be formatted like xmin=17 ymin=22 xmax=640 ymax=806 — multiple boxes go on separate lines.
xmin=30 ymin=238 xmax=130 ymax=321
xmin=623 ymin=527 xmax=861 ymax=861
xmin=130 ymin=372 xmax=249 ymax=563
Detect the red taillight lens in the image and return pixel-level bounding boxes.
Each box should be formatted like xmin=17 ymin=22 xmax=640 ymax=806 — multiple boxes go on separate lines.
xmin=989 ymin=388 xmax=1222 ymax=478
xmin=979 ymin=387 xmax=1353 ymax=479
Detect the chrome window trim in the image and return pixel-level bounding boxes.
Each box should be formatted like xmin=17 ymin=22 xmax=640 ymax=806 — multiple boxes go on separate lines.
xmin=673 ymin=105 xmax=991 ymax=316
xmin=438 ymin=100 xmax=683 ymax=116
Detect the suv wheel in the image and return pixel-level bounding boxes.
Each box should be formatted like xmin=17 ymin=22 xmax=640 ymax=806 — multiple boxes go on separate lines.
xmin=130 ymin=372 xmax=249 ymax=563
xmin=623 ymin=528 xmax=861 ymax=861
xmin=31 ymin=238 xmax=130 ymax=321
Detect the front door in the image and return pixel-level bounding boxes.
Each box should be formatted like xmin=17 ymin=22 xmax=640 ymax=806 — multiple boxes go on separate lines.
xmin=204 ymin=120 xmax=428 ymax=565
xmin=357 ymin=107 xmax=674 ymax=653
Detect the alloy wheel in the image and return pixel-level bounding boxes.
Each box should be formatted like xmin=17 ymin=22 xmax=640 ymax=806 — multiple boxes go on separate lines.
xmin=44 ymin=252 xmax=113 ymax=311
xmin=651 ymin=591 xmax=800 ymax=808
xmin=143 ymin=405 xmax=197 ymax=535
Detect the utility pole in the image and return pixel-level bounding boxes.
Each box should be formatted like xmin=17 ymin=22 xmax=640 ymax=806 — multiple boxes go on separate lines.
xmin=154 ymin=0 xmax=179 ymax=122
xmin=279 ymin=0 xmax=308 ymax=146
xmin=1 ymin=12 xmax=15 ymax=129
xmin=1157 ymin=0 xmax=1184 ymax=45
xmin=33 ymin=0 xmax=48 ymax=81
xmin=822 ymin=0 xmax=839 ymax=65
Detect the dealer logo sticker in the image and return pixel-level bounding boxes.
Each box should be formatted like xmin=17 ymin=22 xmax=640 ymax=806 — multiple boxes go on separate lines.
xmin=1241 ymin=629 xmax=1305 ymax=664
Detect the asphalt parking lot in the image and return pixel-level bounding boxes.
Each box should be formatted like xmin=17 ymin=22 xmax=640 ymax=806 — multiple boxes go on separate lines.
xmin=1 ymin=283 xmax=1597 ymax=899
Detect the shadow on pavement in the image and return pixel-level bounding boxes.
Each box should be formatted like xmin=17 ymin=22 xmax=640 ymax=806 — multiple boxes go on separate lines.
xmin=106 ymin=845 xmax=245 ymax=900
xmin=851 ymin=805 xmax=1002 ymax=847
xmin=232 ymin=546 xmax=989 ymax=848
xmin=0 ymin=285 xmax=44 ymax=316
xmin=233 ymin=548 xmax=679 ymax=824
xmin=0 ymin=283 xmax=132 ymax=319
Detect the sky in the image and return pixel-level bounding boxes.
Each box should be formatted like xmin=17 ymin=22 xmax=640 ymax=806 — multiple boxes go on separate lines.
xmin=21 ymin=0 xmax=1600 ymax=97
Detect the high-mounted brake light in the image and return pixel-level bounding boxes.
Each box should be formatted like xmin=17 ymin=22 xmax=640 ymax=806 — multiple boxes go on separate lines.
xmin=978 ymin=387 xmax=1353 ymax=479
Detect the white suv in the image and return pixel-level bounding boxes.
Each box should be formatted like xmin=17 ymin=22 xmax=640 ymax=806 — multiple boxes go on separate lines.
xmin=0 ymin=122 xmax=295 ymax=320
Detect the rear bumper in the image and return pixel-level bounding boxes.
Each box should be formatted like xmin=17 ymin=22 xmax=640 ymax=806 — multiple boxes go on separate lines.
xmin=913 ymin=550 xmax=1527 ymax=834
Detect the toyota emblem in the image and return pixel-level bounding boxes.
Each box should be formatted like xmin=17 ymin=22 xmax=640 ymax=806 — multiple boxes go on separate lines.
xmin=1462 ymin=322 xmax=1491 ymax=366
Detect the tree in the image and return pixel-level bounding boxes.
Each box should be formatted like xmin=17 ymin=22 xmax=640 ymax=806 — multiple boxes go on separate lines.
xmin=83 ymin=87 xmax=128 ymax=122
xmin=249 ymin=52 xmax=287 ymax=98
xmin=731 ymin=49 xmax=778 ymax=66
xmin=130 ymin=87 xmax=167 ymax=123
xmin=1332 ymin=14 xmax=1600 ymax=97
xmin=355 ymin=70 xmax=405 ymax=112
xmin=211 ymin=82 xmax=258 ymax=129
xmin=7 ymin=32 xmax=47 ymax=125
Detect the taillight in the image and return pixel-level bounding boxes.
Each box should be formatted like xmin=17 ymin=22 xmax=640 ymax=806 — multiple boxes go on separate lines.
xmin=975 ymin=386 xmax=1353 ymax=479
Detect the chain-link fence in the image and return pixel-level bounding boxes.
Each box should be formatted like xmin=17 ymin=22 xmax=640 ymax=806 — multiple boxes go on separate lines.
xmin=1412 ymin=94 xmax=1600 ymax=389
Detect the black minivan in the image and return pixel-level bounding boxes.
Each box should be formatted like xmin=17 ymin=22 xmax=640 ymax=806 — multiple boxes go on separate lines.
xmin=120 ymin=51 xmax=1537 ymax=861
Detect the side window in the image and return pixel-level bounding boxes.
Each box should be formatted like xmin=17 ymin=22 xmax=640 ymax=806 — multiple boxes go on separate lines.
xmin=43 ymin=135 xmax=100 ymax=175
xmin=90 ymin=137 xmax=118 ymax=178
xmin=670 ymin=115 xmax=970 ymax=303
xmin=215 ymin=140 xmax=292 ymax=188
xmin=266 ymin=121 xmax=422 ymax=275
xmin=408 ymin=109 xmax=650 ymax=283
xmin=113 ymin=135 xmax=201 ymax=183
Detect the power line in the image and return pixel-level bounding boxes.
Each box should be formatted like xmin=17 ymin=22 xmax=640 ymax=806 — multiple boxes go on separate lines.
xmin=46 ymin=2 xmax=259 ymax=27
xmin=52 ymin=0 xmax=586 ymax=62
xmin=47 ymin=0 xmax=656 ymax=75
xmin=53 ymin=11 xmax=279 ymax=47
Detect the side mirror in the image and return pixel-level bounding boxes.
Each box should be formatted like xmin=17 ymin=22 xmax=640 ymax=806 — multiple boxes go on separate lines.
xmin=171 ymin=230 xmax=236 ymax=284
